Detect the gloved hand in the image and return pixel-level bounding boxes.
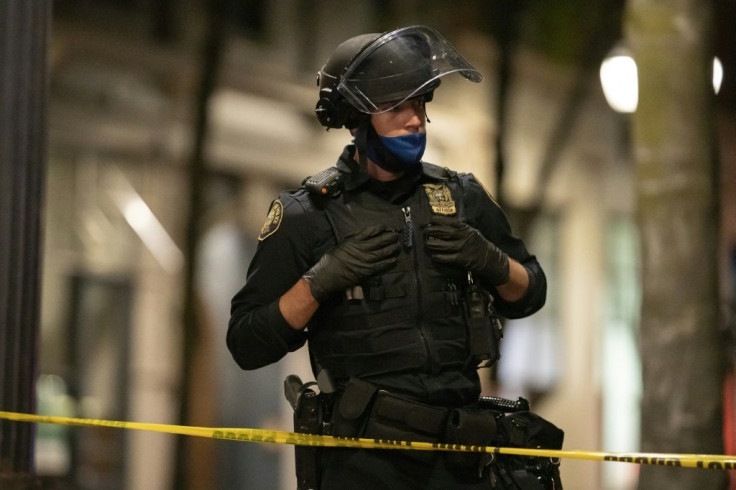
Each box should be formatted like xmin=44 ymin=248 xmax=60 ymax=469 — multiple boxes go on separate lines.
xmin=303 ymin=224 xmax=401 ymax=303
xmin=423 ymin=216 xmax=509 ymax=286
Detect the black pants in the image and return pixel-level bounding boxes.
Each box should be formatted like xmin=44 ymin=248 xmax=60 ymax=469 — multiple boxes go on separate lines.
xmin=319 ymin=447 xmax=491 ymax=490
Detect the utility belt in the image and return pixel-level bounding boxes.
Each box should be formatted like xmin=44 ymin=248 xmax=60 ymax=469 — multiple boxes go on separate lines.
xmin=328 ymin=378 xmax=489 ymax=444
xmin=285 ymin=376 xmax=564 ymax=490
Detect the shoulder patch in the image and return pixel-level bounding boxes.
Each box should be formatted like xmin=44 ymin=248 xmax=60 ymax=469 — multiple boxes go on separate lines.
xmin=258 ymin=199 xmax=283 ymax=241
xmin=423 ymin=183 xmax=457 ymax=215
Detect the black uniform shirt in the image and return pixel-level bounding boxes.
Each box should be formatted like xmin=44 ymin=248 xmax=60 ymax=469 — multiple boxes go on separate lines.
xmin=228 ymin=145 xmax=546 ymax=405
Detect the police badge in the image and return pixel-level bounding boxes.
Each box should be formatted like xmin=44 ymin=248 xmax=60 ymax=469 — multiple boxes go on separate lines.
xmin=423 ymin=183 xmax=456 ymax=215
xmin=258 ymin=199 xmax=283 ymax=241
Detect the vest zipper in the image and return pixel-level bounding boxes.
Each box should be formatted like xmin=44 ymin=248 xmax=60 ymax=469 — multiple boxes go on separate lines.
xmin=401 ymin=207 xmax=413 ymax=249
xmin=403 ymin=206 xmax=433 ymax=371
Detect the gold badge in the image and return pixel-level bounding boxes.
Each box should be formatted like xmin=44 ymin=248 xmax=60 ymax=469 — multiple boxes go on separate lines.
xmin=423 ymin=183 xmax=456 ymax=215
xmin=258 ymin=199 xmax=283 ymax=241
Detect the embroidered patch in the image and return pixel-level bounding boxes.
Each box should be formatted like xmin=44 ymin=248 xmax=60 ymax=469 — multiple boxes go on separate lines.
xmin=423 ymin=183 xmax=456 ymax=215
xmin=258 ymin=199 xmax=283 ymax=241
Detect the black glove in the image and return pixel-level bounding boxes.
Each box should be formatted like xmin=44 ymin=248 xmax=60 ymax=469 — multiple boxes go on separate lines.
xmin=423 ymin=216 xmax=509 ymax=286
xmin=303 ymin=225 xmax=401 ymax=303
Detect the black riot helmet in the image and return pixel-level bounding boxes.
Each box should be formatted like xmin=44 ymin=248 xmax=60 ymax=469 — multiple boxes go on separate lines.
xmin=315 ymin=25 xmax=483 ymax=129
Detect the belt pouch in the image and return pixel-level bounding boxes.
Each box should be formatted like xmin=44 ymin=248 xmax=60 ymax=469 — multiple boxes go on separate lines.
xmin=499 ymin=411 xmax=564 ymax=450
xmin=364 ymin=391 xmax=448 ymax=443
xmin=331 ymin=377 xmax=378 ymax=437
xmin=443 ymin=408 xmax=497 ymax=470
xmin=493 ymin=411 xmax=565 ymax=489
xmin=363 ymin=391 xmax=448 ymax=465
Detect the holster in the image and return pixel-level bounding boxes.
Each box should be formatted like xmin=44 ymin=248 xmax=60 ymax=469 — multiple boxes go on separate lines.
xmin=284 ymin=375 xmax=323 ymax=490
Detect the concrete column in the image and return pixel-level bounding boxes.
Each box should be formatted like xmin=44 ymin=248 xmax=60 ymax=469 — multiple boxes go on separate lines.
xmin=0 ymin=0 xmax=50 ymax=484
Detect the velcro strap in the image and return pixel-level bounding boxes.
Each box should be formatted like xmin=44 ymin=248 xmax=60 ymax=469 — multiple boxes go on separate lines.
xmin=366 ymin=285 xmax=407 ymax=301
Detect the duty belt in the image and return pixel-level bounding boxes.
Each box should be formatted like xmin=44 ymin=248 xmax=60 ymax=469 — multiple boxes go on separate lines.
xmin=286 ymin=374 xmax=564 ymax=489
xmin=327 ymin=378 xmax=500 ymax=449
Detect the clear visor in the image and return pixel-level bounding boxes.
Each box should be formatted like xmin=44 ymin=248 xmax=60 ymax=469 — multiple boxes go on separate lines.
xmin=337 ymin=25 xmax=483 ymax=114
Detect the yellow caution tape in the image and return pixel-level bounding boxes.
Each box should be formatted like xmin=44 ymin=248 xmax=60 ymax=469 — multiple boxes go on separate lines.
xmin=2 ymin=411 xmax=735 ymax=469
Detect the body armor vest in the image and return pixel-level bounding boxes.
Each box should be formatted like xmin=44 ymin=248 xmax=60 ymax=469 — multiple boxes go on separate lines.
xmin=307 ymin=164 xmax=479 ymax=380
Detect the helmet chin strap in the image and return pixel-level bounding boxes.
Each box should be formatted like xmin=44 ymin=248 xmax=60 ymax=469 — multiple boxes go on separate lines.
xmin=354 ymin=117 xmax=371 ymax=172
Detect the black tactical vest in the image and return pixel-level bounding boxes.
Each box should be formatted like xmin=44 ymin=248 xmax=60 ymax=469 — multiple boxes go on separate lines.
xmin=307 ymin=163 xmax=475 ymax=380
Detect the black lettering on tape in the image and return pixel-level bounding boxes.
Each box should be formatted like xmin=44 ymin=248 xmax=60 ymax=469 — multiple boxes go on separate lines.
xmin=605 ymin=455 xmax=683 ymax=467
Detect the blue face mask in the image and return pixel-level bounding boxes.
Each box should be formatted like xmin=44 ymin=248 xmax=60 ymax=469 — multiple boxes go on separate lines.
xmin=379 ymin=133 xmax=426 ymax=164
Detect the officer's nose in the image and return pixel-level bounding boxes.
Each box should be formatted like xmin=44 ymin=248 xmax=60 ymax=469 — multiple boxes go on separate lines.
xmin=405 ymin=106 xmax=425 ymax=131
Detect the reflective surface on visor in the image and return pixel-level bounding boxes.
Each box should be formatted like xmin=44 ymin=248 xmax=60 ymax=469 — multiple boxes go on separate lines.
xmin=337 ymin=25 xmax=483 ymax=114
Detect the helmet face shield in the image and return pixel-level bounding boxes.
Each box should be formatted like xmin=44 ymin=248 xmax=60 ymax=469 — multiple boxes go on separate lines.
xmin=336 ymin=26 xmax=483 ymax=114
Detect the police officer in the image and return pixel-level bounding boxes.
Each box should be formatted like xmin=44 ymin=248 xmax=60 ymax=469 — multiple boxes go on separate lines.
xmin=228 ymin=26 xmax=560 ymax=489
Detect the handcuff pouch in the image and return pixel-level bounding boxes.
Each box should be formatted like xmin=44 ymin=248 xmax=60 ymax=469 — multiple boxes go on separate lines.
xmin=444 ymin=408 xmax=497 ymax=471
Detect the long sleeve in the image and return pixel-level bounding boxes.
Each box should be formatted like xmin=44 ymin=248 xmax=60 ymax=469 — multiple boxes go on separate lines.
xmin=227 ymin=190 xmax=334 ymax=370
xmin=461 ymin=174 xmax=547 ymax=319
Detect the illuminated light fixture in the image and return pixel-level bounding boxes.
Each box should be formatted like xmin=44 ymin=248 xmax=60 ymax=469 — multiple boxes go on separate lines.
xmin=600 ymin=50 xmax=639 ymax=113
xmin=713 ymin=57 xmax=724 ymax=95
xmin=600 ymin=45 xmax=724 ymax=113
